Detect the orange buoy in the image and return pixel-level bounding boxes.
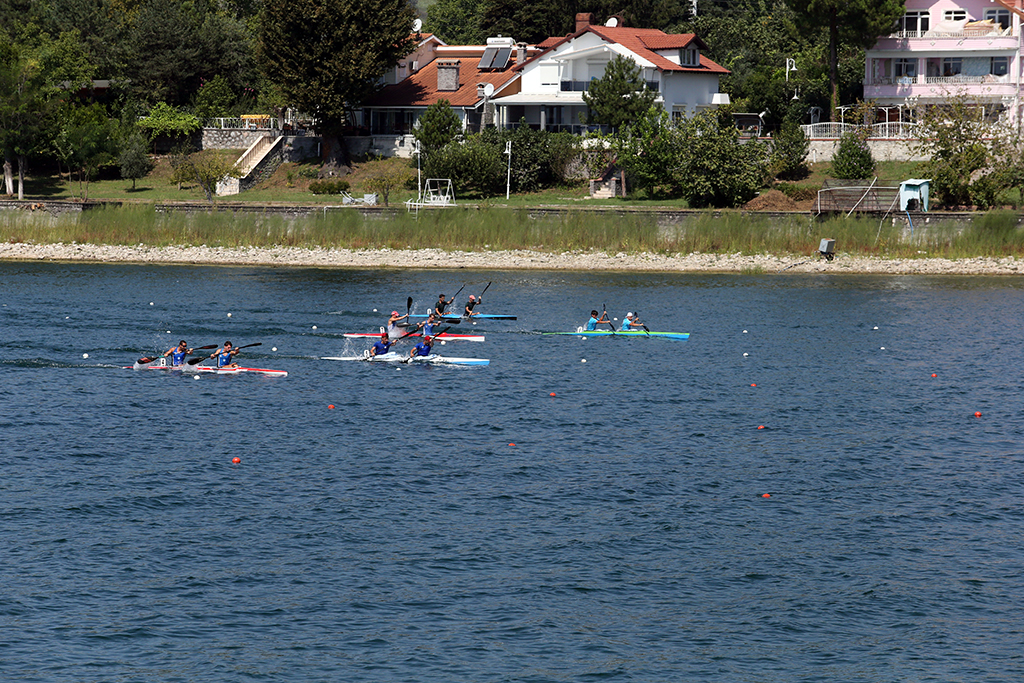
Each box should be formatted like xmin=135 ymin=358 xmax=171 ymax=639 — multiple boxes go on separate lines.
xmin=328 ymin=404 xmax=335 ymax=409
xmin=761 ymin=493 xmax=771 ymax=498
xmin=974 ymin=411 xmax=982 ymax=418
xmin=750 ymin=383 xmax=757 ymax=387
xmin=509 ymin=443 xmax=515 ymax=446
xmin=232 ymin=457 xmax=241 ymax=464
xmin=757 ymin=425 xmax=765 ymax=430
xmin=549 ymin=392 xmax=556 ymax=397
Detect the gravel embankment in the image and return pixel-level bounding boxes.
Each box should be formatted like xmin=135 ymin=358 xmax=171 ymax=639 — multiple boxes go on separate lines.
xmin=2 ymin=242 xmax=1022 ymax=275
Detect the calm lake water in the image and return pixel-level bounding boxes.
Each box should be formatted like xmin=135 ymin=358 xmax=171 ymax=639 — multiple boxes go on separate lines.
xmin=2 ymin=262 xmax=1023 ymax=682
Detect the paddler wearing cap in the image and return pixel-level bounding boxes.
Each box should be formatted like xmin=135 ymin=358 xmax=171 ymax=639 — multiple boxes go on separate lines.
xmin=463 ymin=294 xmax=481 ymax=317
xmin=620 ymin=312 xmax=644 ymax=331
xmin=369 ymin=331 xmax=396 ymax=357
xmin=409 ymin=335 xmax=434 ymax=358
xmin=387 ymin=310 xmax=410 ymax=340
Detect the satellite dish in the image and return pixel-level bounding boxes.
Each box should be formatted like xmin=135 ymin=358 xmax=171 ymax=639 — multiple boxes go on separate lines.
xmin=605 ymin=16 xmax=619 ymax=27
xmin=412 ymin=18 xmax=422 ymax=32
xmin=483 ymin=83 xmax=494 ymax=97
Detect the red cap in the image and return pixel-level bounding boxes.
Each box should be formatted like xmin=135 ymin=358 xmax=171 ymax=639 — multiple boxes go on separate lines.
xmin=391 ymin=311 xmax=398 ymax=316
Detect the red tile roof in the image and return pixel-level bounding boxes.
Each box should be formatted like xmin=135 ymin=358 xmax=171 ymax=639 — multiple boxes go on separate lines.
xmin=364 ymin=56 xmax=519 ymax=108
xmin=519 ymin=25 xmax=728 ymax=75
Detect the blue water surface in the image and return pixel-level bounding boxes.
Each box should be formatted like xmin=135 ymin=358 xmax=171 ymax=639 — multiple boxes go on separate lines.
xmin=1 ymin=262 xmax=1023 ymax=682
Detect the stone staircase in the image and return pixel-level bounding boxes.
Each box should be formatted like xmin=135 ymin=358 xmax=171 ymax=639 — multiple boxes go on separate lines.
xmin=216 ymin=135 xmax=284 ymax=196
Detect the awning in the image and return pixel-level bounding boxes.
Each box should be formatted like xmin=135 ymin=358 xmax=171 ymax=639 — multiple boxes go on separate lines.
xmin=490 ymin=93 xmax=587 ymax=106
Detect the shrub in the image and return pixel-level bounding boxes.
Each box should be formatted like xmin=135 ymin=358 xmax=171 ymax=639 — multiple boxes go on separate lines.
xmin=297 ymin=166 xmax=319 ymax=179
xmin=771 ymin=120 xmax=810 ymax=180
xmin=424 ymin=135 xmax=504 ymax=197
xmin=362 ymin=158 xmax=415 ymax=206
xmin=831 ymin=132 xmax=874 ymax=179
xmin=309 ymin=179 xmax=350 ymax=194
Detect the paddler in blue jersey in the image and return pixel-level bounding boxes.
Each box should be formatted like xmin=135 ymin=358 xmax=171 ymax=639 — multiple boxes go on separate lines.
xmin=163 ymin=340 xmax=194 ymax=366
xmin=585 ymin=309 xmax=611 ymax=331
xmin=620 ymin=312 xmax=645 ymax=331
xmin=369 ymin=332 xmax=395 ymax=357
xmin=210 ymin=341 xmax=240 ymax=368
xmin=417 ymin=310 xmax=439 ymax=338
xmin=409 ymin=335 xmax=434 ymax=358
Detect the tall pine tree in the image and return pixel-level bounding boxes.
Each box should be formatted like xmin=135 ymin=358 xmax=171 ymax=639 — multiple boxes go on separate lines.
xmin=582 ymin=55 xmax=657 ymax=132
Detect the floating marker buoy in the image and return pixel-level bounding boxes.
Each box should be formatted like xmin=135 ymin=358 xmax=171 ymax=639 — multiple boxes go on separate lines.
xmin=149 ymin=302 xmax=154 ymax=306
xmin=82 ymin=353 xmax=88 ymax=359
xmin=931 ymin=373 xmax=937 ymax=378
xmin=880 ymin=347 xmax=885 ymax=350
xmin=762 ymin=493 xmax=771 ymax=498
xmin=549 ymin=392 xmax=556 ymax=397
xmin=232 ymin=457 xmax=241 ymax=464
xmin=743 ymin=330 xmax=748 ymax=333
xmin=166 ymin=330 xmax=171 ymax=334
xmin=193 ymin=375 xmax=199 ymax=380
xmin=328 ymin=404 xmax=335 ymax=409
xmin=227 ymin=313 xmax=232 ymax=317
xmin=373 ymin=309 xmax=377 ymax=312
xmin=757 ymin=425 xmax=765 ymax=430
xmin=272 ymin=347 xmax=277 ymax=351
xmin=975 ymin=411 xmax=982 ymax=418
xmin=581 ymin=359 xmax=587 ymax=363
xmin=312 ymin=325 xmax=317 ymax=330
xmin=873 ymin=326 xmax=878 ymax=330
xmin=509 ymin=443 xmax=515 ymax=446
xmin=440 ymin=340 xmax=446 ymax=345
xmin=750 ymin=383 xmax=756 ymax=387
xmin=743 ymin=353 xmax=749 ymax=357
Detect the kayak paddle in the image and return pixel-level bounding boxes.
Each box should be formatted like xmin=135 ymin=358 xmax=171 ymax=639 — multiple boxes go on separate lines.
xmin=603 ymin=303 xmax=616 ymax=334
xmin=189 ymin=342 xmax=261 ymax=365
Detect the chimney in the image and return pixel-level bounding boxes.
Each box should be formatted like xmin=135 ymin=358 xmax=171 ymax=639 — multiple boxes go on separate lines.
xmin=437 ymin=60 xmax=460 ymax=91
xmin=477 ymin=83 xmax=487 ymax=98
xmin=516 ymin=42 xmax=527 ymax=64
xmin=575 ymin=12 xmax=595 ymax=32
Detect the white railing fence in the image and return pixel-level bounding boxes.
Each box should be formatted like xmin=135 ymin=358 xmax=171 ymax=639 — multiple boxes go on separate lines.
xmin=800 ymin=122 xmax=921 ymax=139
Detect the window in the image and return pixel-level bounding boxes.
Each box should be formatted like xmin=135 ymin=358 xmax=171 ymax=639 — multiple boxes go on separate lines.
xmin=942 ymin=57 xmax=962 ymax=76
xmin=943 ymin=9 xmax=967 ymax=22
xmin=900 ymin=11 xmax=930 ymax=35
xmin=680 ymin=48 xmax=699 ymax=67
xmin=991 ymin=57 xmax=1009 ymax=76
xmin=985 ymin=8 xmax=1011 ymax=29
xmin=895 ymin=58 xmax=917 ymax=78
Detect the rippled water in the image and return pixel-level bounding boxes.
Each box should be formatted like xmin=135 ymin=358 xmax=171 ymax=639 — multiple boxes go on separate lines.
xmin=2 ymin=262 xmax=1023 ymax=682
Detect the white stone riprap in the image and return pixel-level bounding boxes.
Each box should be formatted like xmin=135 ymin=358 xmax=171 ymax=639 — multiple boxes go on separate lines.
xmin=1 ymin=242 xmax=1021 ymax=275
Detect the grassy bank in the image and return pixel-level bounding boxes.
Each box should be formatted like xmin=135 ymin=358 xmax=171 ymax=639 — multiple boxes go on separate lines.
xmin=3 ymin=203 xmax=1024 ymax=260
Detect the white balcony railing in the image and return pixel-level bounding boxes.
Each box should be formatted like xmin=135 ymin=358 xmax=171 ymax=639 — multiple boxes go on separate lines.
xmin=887 ymin=26 xmax=1013 ymax=39
xmin=800 ymin=122 xmax=921 ymax=139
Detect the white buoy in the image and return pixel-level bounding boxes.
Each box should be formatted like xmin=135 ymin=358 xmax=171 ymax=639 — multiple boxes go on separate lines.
xmin=880 ymin=347 xmax=885 ymax=350
xmin=149 ymin=302 xmax=154 ymax=306
xmin=227 ymin=313 xmax=232 ymax=317
xmin=193 ymin=375 xmax=200 ymax=380
xmin=82 ymin=353 xmax=88 ymax=359
xmin=581 ymin=359 xmax=587 ymax=363
xmin=743 ymin=330 xmax=748 ymax=333
xmin=312 ymin=325 xmax=317 ymax=330
xmin=873 ymin=326 xmax=878 ymax=330
xmin=166 ymin=331 xmax=171 ymax=334
xmin=743 ymin=353 xmax=749 ymax=357
xmin=65 ymin=316 xmax=69 ymax=319
xmin=440 ymin=340 xmax=446 ymax=345
xmin=373 ymin=309 xmax=378 ymax=312
xmin=272 ymin=347 xmax=277 ymax=351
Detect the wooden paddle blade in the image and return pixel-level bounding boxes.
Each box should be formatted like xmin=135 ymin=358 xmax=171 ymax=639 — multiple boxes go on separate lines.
xmin=235 ymin=342 xmax=262 ymax=350
xmin=193 ymin=344 xmax=217 ymax=351
xmin=188 ymin=356 xmax=209 ymax=365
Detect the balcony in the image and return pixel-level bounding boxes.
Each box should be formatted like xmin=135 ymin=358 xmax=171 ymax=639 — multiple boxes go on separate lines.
xmin=559 ymin=80 xmax=659 ymax=92
xmin=873 ymin=26 xmax=1017 ymax=52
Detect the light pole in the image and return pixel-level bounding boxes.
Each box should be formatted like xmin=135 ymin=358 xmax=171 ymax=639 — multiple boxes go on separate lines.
xmin=413 ymin=139 xmax=422 ymax=202
xmin=504 ymin=140 xmax=512 ymax=200
xmin=785 ymin=58 xmax=797 ymax=82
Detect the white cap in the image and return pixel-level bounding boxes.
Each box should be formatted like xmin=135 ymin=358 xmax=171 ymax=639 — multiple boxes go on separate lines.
xmin=626 ymin=312 xmax=634 ymax=318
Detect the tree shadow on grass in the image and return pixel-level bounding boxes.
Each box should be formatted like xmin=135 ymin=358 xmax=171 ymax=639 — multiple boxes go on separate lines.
xmin=22 ymin=175 xmax=68 ymax=198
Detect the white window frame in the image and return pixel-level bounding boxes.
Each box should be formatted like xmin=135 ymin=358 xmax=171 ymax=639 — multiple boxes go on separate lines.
xmin=895 ymin=58 xmax=917 ymax=78
xmin=942 ymin=57 xmax=962 ymax=76
xmin=680 ymin=47 xmax=699 ymax=67
xmin=985 ymin=8 xmax=1011 ymax=29
xmin=900 ymin=10 xmax=930 ymax=36
xmin=991 ymin=56 xmax=1009 ymax=76
xmin=943 ymin=9 xmax=967 ymax=22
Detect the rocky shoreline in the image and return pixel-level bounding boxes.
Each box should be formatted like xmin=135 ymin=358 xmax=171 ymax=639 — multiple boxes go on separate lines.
xmin=1 ymin=241 xmax=1022 ymax=275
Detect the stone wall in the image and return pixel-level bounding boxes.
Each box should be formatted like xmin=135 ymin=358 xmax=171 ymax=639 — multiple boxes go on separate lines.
xmin=806 ymin=139 xmax=930 ymax=163
xmin=201 ymin=128 xmax=267 ymax=150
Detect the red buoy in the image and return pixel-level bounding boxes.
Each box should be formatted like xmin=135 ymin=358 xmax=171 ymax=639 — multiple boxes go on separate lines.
xmin=232 ymin=457 xmax=241 ymax=464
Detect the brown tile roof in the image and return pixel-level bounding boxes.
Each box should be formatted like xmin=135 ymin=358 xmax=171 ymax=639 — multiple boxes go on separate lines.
xmin=518 ymin=25 xmax=728 ymax=75
xmin=364 ymin=56 xmax=520 ymax=108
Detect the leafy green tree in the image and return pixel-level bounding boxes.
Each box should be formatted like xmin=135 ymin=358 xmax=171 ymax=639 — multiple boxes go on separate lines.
xmin=52 ymin=103 xmax=119 ymax=199
xmin=173 ymin=149 xmax=242 ymax=202
xmin=193 ymin=75 xmax=236 ymax=123
xmin=427 ymin=0 xmax=486 ymax=44
xmin=788 ymin=0 xmax=904 ymax=113
xmin=831 ymin=130 xmax=874 ymax=179
xmin=771 ymin=119 xmax=809 ymax=180
xmin=414 ymin=100 xmax=463 ymax=158
xmin=583 ymin=55 xmax=657 ymax=132
xmin=912 ymin=97 xmax=990 ymax=207
xmin=118 ymin=128 xmax=153 ymax=190
xmin=257 ymin=0 xmax=416 ymax=164
xmin=674 ymin=110 xmax=768 ymax=208
xmin=0 ymin=51 xmax=51 ymax=199
xmin=362 ymin=157 xmax=415 ymax=206
xmin=424 ymin=135 xmax=504 ymax=197
xmin=612 ymin=106 xmax=682 ymax=198
xmin=137 ymin=102 xmax=201 ymax=139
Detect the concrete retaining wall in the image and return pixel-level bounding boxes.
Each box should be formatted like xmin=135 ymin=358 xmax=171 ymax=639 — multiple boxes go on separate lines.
xmin=807 ymin=139 xmax=930 ymax=163
xmin=201 ymin=128 xmax=267 ymax=150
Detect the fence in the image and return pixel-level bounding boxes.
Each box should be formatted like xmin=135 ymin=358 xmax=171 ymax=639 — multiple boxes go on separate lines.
xmin=800 ymin=122 xmax=921 ymax=139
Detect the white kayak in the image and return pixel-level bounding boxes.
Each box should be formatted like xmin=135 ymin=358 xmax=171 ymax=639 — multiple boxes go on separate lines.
xmin=322 ymin=351 xmax=489 ymax=366
xmin=129 ymin=359 xmax=287 ymax=377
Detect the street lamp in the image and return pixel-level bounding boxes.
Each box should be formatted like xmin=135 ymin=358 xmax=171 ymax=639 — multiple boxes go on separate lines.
xmin=785 ymin=58 xmax=798 ymax=82
xmin=504 ymin=140 xmax=512 ymax=200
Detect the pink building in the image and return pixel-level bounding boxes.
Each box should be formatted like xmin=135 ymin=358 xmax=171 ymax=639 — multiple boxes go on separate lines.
xmin=864 ymin=0 xmax=1023 ymax=121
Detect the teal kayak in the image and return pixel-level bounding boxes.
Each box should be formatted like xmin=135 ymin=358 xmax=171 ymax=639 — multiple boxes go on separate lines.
xmin=545 ymin=329 xmax=690 ymax=340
